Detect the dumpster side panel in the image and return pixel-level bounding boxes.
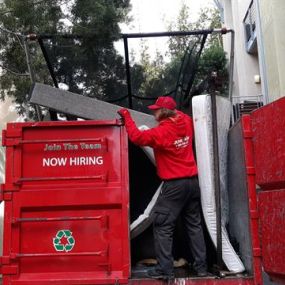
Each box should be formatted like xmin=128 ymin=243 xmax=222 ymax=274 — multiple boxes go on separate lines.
xmin=251 ymin=97 xmax=285 ymax=189
xmin=4 ymin=121 xmax=124 ymax=188
xmin=258 ymin=191 xmax=285 ymax=278
xmin=1 ymin=120 xmax=130 ymax=285
xmin=250 ymin=97 xmax=285 ymax=284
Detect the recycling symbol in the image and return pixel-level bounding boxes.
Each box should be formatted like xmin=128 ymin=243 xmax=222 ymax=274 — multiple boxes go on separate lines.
xmin=53 ymin=230 xmax=75 ymax=252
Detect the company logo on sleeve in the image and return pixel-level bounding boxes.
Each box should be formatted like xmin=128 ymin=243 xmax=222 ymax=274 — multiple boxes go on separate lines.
xmin=173 ymin=136 xmax=189 ymax=149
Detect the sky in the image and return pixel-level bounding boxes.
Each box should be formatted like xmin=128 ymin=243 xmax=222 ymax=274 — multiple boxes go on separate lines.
xmin=121 ymin=0 xmax=215 ymax=33
xmin=117 ymin=0 xmax=216 ymax=61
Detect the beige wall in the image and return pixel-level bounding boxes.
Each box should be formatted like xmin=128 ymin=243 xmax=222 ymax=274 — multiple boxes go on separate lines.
xmin=222 ymin=0 xmax=262 ymax=103
xmin=260 ymin=0 xmax=285 ymax=102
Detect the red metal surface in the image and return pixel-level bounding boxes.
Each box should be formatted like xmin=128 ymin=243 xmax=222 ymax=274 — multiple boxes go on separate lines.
xmin=259 ymin=190 xmax=285 ymax=284
xmin=251 ymin=97 xmax=285 ymax=189
xmin=240 ymin=116 xmax=263 ymax=285
xmin=250 ymin=97 xmax=285 ymax=284
xmin=1 ymin=119 xmax=130 ymax=285
xmin=2 ymin=104 xmax=284 ymax=285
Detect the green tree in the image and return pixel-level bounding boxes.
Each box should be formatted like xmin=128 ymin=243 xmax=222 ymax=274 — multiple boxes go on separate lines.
xmin=0 ymin=0 xmax=131 ymax=117
xmin=168 ymin=3 xmax=228 ymax=98
xmin=168 ymin=3 xmax=223 ymax=55
xmin=133 ymin=2 xmax=228 ymax=112
xmin=130 ymin=39 xmax=172 ymax=112
xmin=193 ymin=6 xmax=223 ymax=47
xmin=167 ymin=3 xmax=193 ymax=57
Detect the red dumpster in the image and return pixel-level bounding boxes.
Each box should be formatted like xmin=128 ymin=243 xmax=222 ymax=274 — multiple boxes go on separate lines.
xmin=0 ymin=119 xmax=130 ymax=285
xmin=1 ymin=98 xmax=285 ymax=285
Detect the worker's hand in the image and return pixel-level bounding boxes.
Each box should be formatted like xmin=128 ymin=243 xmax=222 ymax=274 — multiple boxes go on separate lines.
xmin=117 ymin=108 xmax=130 ymax=118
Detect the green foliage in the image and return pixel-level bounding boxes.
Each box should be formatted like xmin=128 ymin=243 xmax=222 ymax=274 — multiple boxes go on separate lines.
xmin=0 ymin=0 xmax=228 ymax=116
xmin=134 ymin=2 xmax=228 ymax=110
xmin=131 ymin=43 xmax=182 ymax=104
xmin=195 ymin=43 xmax=228 ymax=95
xmin=0 ymin=0 xmax=63 ymax=115
xmin=167 ymin=3 xmax=193 ymax=57
xmin=0 ymin=0 xmax=131 ymax=117
xmin=193 ymin=6 xmax=223 ymax=47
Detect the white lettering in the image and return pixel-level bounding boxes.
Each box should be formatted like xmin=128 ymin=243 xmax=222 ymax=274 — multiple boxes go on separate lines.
xmin=43 ymin=157 xmax=67 ymax=167
xmin=174 ymin=136 xmax=190 ymax=149
xmin=97 ymin=157 xmax=103 ymax=165
xmin=42 ymin=156 xmax=103 ymax=167
xmin=44 ymin=144 xmax=61 ymax=151
xmin=89 ymin=156 xmax=96 ymax=165
xmin=69 ymin=156 xmax=103 ymax=166
xmin=57 ymin=157 xmax=67 ymax=166
xmin=80 ymin=143 xmax=102 ymax=150
xmin=69 ymin=157 xmax=77 ymax=166
xmin=63 ymin=143 xmax=78 ymax=150
xmin=43 ymin=158 xmax=49 ymax=166
xmin=80 ymin=157 xmax=86 ymax=165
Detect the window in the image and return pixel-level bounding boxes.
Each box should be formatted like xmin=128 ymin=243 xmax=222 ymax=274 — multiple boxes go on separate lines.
xmin=243 ymin=0 xmax=257 ymax=54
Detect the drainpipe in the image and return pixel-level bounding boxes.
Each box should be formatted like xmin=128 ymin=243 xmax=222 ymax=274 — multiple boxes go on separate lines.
xmin=255 ymin=0 xmax=269 ymax=104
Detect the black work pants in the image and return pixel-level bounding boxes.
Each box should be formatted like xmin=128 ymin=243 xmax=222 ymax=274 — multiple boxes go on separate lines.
xmin=153 ymin=176 xmax=207 ymax=275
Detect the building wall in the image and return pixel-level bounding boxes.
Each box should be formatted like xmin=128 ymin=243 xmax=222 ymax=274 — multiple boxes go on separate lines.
xmin=259 ymin=0 xmax=285 ymax=102
xmin=222 ymin=0 xmax=262 ymax=103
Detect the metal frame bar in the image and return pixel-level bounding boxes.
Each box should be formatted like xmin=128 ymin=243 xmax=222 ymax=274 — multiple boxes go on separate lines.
xmin=12 ymin=251 xmax=107 ymax=258
xmin=36 ymin=28 xmax=232 ymax=111
xmin=229 ymin=30 xmax=235 ymax=123
xmin=121 ymin=28 xmax=229 ymax=39
xmin=14 ymin=216 xmax=104 ymax=223
xmin=37 ymin=37 xmax=59 ymax=120
xmin=18 ymin=137 xmax=106 ymax=144
xmin=182 ymin=33 xmax=208 ymax=107
xmin=211 ymin=90 xmax=223 ymax=268
xmin=16 ymin=175 xmax=106 ymax=183
xmin=123 ymin=36 xmax=133 ymax=108
xmin=38 ymin=37 xmax=59 ymax=89
xmin=121 ymin=28 xmax=232 ymax=108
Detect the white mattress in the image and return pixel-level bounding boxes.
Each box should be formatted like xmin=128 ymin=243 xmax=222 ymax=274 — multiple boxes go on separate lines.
xmin=130 ymin=182 xmax=162 ymax=239
xmin=192 ymin=94 xmax=245 ymax=273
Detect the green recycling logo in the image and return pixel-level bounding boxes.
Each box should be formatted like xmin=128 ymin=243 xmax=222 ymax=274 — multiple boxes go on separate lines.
xmin=53 ymin=230 xmax=75 ymax=252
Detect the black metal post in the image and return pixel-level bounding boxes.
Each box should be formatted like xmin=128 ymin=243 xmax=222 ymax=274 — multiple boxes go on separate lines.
xmin=123 ymin=36 xmax=133 ymax=109
xmin=210 ymin=72 xmax=223 ymax=269
xmin=23 ymin=39 xmax=42 ymax=121
xmin=38 ymin=37 xmax=59 ymax=88
xmin=38 ymin=28 xmax=231 ymax=40
xmin=229 ymin=30 xmax=235 ymax=123
xmin=37 ymin=37 xmax=58 ymax=121
xmin=122 ymin=29 xmax=212 ymax=39
xmin=121 ymin=28 xmax=231 ymax=39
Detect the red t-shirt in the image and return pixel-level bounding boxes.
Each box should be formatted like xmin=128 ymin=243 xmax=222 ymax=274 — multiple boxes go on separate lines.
xmin=123 ymin=111 xmax=198 ymax=180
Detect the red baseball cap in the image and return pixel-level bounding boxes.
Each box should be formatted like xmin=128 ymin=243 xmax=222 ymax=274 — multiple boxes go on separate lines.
xmin=148 ymin=96 xmax=177 ymax=110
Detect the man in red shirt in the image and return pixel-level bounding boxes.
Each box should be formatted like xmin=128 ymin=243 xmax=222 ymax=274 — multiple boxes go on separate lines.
xmin=118 ymin=96 xmax=207 ymax=279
